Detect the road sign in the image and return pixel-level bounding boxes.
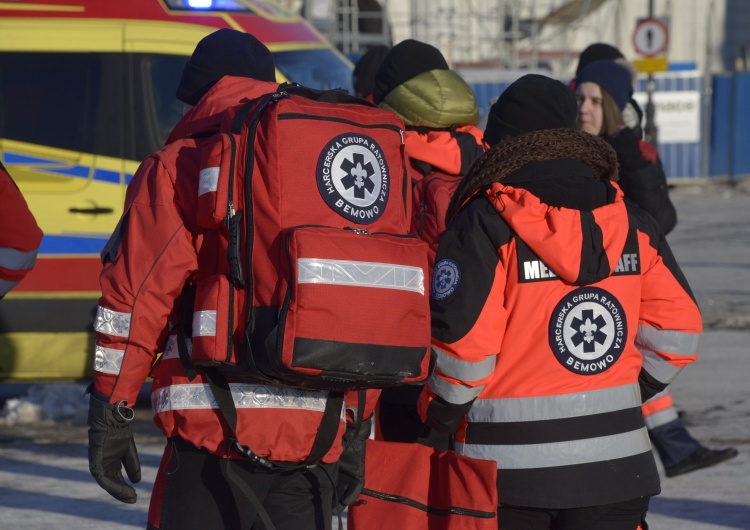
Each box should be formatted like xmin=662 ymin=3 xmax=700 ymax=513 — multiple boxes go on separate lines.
xmin=632 ymin=18 xmax=669 ymax=57
xmin=632 ymin=56 xmax=669 ymax=73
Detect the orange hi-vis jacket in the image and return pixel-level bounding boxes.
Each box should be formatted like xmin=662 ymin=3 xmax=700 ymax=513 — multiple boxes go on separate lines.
xmin=418 ymin=160 xmax=702 ymax=509
xmin=0 ymin=162 xmax=42 ymax=298
xmin=93 ymin=77 xmax=371 ymax=463
xmin=407 ymin=125 xmax=484 ymax=273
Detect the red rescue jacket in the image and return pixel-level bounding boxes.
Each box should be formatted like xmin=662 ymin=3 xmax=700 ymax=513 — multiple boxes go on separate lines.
xmin=93 ymin=77 xmax=375 ymax=463
xmin=0 ymin=163 xmax=42 ymax=298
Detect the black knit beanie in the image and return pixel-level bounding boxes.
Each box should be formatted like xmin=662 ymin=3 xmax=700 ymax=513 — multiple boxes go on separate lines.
xmin=373 ymin=39 xmax=449 ymax=105
xmin=483 ymin=74 xmax=578 ymax=147
xmin=575 ymin=60 xmax=633 ymax=111
xmin=176 ymin=28 xmax=276 ymax=106
xmin=353 ymin=45 xmax=390 ymax=98
xmin=576 ymin=43 xmax=624 ymax=75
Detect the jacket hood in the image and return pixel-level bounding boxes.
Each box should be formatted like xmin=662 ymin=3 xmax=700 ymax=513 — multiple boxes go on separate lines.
xmin=474 ymin=129 xmax=628 ymax=285
xmin=167 ymin=76 xmax=280 ymax=144
xmin=405 ymin=125 xmax=484 ymax=176
xmin=380 ymin=69 xmax=479 ymax=128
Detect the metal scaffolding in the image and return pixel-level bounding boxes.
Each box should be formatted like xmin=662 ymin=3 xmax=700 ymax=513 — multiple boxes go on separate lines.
xmin=303 ymin=0 xmax=620 ymax=76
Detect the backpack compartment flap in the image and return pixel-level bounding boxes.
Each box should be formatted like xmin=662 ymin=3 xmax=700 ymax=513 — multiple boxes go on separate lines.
xmin=190 ymin=273 xmax=237 ymax=365
xmin=197 ymin=133 xmax=237 ymax=229
xmin=348 ymin=440 xmax=498 ymax=530
xmin=276 ymin=226 xmax=431 ymax=387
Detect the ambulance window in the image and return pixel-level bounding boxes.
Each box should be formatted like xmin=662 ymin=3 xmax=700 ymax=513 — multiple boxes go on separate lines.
xmin=132 ymin=54 xmax=185 ymax=160
xmin=148 ymin=56 xmax=185 ymax=145
xmin=273 ymin=49 xmax=353 ymax=94
xmin=0 ymin=52 xmax=100 ymax=153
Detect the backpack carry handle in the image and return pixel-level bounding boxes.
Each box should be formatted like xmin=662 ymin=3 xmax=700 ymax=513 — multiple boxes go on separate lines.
xmin=277 ymin=82 xmax=377 ymax=107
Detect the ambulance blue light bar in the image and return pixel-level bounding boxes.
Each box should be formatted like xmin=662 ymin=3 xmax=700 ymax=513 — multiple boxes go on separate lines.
xmin=164 ymin=0 xmax=252 ymax=11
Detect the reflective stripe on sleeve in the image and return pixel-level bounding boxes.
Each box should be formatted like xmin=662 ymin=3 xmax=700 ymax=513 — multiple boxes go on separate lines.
xmin=639 ymin=346 xmax=683 ymax=384
xmin=433 ymin=346 xmax=496 ymax=382
xmin=192 ymin=310 xmax=216 ymax=337
xmin=428 ymin=372 xmax=484 ymax=405
xmin=637 ymin=325 xmax=700 ymax=355
xmin=643 ymin=406 xmax=679 ymax=429
xmin=466 ymin=383 xmax=641 ymax=423
xmin=198 ymin=167 xmax=219 ymax=196
xmin=297 ymin=258 xmax=425 ymax=295
xmin=455 ymin=427 xmax=651 ymax=469
xmin=152 ymin=383 xmax=334 ymax=414
xmin=93 ymin=344 xmax=125 ymax=375
xmin=94 ymin=306 xmax=131 ymax=337
xmin=0 ymin=247 xmax=38 ymax=272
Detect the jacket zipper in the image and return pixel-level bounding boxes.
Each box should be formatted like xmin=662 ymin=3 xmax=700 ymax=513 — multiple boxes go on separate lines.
xmin=360 ymin=488 xmax=496 ymax=519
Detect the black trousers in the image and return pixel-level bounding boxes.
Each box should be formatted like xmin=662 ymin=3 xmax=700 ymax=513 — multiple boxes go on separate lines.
xmin=496 ymin=496 xmax=650 ymax=530
xmin=147 ymin=438 xmax=337 ymax=530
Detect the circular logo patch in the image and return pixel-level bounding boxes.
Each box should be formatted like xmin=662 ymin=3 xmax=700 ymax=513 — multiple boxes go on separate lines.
xmin=316 ymin=133 xmax=389 ymax=225
xmin=548 ymin=287 xmax=627 ymax=375
xmin=432 ymin=259 xmax=461 ymax=301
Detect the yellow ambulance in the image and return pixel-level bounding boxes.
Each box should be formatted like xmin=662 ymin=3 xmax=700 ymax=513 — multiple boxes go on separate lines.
xmin=0 ymin=0 xmax=353 ymax=380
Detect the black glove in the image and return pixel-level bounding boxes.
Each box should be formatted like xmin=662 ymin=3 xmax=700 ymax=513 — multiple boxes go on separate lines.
xmin=333 ymin=416 xmax=372 ymax=514
xmin=606 ymin=127 xmax=647 ymax=171
xmin=87 ymin=395 xmax=141 ymax=504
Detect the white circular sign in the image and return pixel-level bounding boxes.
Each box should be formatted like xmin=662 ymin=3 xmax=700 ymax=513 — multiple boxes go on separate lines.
xmin=632 ymin=18 xmax=669 ymax=57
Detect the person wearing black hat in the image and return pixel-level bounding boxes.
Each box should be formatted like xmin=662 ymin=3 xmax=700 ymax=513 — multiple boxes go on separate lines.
xmin=86 ymin=28 xmax=353 ymax=529
xmin=575 ymin=59 xmax=677 ymax=234
xmin=418 ymin=73 xmax=703 ymax=530
xmin=370 ymin=39 xmax=484 ymax=450
xmin=352 ymin=45 xmax=390 ymax=101
xmin=482 ymin=73 xmax=578 ymax=147
xmin=575 ymin=59 xmax=739 ymax=482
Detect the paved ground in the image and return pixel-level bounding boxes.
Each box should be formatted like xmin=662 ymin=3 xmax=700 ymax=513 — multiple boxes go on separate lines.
xmin=0 ymin=183 xmax=749 ymax=529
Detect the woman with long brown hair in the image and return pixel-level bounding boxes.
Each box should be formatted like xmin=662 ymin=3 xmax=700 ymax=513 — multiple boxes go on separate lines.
xmin=574 ymin=60 xmax=676 ymax=234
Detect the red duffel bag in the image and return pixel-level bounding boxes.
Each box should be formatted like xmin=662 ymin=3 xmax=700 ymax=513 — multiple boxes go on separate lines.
xmin=348 ymin=439 xmax=498 ymax=530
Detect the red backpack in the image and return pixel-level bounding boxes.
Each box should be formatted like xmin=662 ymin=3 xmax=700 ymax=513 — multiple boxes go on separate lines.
xmin=348 ymin=440 xmax=498 ymax=530
xmin=185 ymin=84 xmax=432 ymax=392
xmin=412 ymin=171 xmax=462 ymax=274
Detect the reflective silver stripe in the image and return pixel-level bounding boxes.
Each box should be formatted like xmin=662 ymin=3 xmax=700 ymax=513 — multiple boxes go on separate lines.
xmin=644 ymin=406 xmax=679 ymax=429
xmin=467 ymin=383 xmax=641 ymax=423
xmin=0 ymin=247 xmax=38 ymax=271
xmin=162 ymin=334 xmax=191 ymax=360
xmin=0 ymin=277 xmax=19 ymax=297
xmin=198 ymin=167 xmax=220 ymax=196
xmin=455 ymin=427 xmax=652 ymax=469
xmin=94 ymin=306 xmax=131 ymax=337
xmin=639 ymin=346 xmax=682 ymax=384
xmin=433 ymin=346 xmax=496 ymax=382
xmin=428 ymin=372 xmax=484 ymax=405
xmin=297 ymin=258 xmax=424 ymax=295
xmin=637 ymin=325 xmax=700 ymax=355
xmin=93 ymin=344 xmax=125 ymax=375
xmin=151 ymin=383 xmax=333 ymax=414
xmin=192 ymin=310 xmax=216 ymax=337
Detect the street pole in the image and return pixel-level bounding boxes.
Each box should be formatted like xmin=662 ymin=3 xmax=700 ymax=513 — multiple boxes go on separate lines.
xmin=643 ymin=0 xmax=658 ymax=148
